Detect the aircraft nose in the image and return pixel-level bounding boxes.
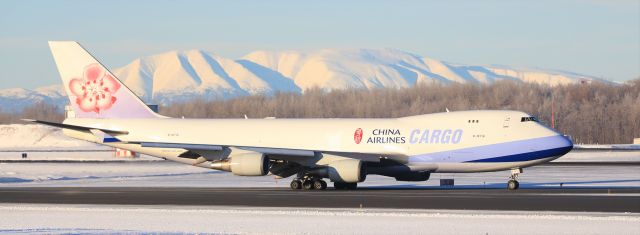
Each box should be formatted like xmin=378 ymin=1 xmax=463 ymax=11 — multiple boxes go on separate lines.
xmin=553 ymin=134 xmax=574 ymax=156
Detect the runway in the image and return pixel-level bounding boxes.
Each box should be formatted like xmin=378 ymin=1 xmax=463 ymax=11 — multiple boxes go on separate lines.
xmin=1 ymin=187 xmax=638 ymax=212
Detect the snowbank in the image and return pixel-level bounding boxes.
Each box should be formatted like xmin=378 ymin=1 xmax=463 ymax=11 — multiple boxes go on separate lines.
xmin=1 ymin=162 xmax=638 ymax=188
xmin=0 ymin=204 xmax=637 ymax=234
xmin=0 ymin=124 xmax=104 ymax=150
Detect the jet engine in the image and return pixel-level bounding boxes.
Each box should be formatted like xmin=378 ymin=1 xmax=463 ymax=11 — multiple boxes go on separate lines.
xmin=210 ymin=152 xmax=269 ymax=176
xmin=326 ymin=159 xmax=366 ymax=183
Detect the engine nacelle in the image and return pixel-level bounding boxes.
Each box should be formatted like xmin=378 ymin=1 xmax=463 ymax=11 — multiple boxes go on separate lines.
xmin=210 ymin=152 xmax=269 ymax=176
xmin=327 ymin=159 xmax=366 ymax=183
xmin=231 ymin=152 xmax=269 ymax=176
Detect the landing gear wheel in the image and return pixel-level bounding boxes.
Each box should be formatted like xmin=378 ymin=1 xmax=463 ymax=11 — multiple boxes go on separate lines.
xmin=313 ymin=179 xmax=327 ymax=190
xmin=290 ymin=180 xmax=302 ymax=190
xmin=507 ymin=168 xmax=523 ymax=190
xmin=507 ymin=180 xmax=520 ymax=190
xmin=302 ymin=180 xmax=314 ymax=190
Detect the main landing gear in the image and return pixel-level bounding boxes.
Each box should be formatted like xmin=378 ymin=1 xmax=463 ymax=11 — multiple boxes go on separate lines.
xmin=507 ymin=168 xmax=522 ymax=190
xmin=290 ymin=177 xmax=327 ymax=190
xmin=289 ymin=177 xmax=358 ymax=190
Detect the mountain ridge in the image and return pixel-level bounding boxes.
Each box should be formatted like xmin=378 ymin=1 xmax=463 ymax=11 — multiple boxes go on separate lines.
xmin=0 ymin=48 xmax=606 ymax=112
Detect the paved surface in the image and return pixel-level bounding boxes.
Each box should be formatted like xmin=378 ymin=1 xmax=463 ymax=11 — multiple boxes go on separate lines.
xmin=0 ymin=187 xmax=638 ymax=212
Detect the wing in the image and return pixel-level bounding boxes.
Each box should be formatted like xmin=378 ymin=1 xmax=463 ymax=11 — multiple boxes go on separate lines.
xmin=137 ymin=141 xmax=391 ymax=163
xmin=26 ymin=119 xmax=405 ymax=170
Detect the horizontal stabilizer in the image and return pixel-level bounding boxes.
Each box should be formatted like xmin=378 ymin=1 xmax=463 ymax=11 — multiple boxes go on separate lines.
xmin=89 ymin=129 xmax=121 ymax=143
xmin=21 ymin=119 xmax=129 ymax=135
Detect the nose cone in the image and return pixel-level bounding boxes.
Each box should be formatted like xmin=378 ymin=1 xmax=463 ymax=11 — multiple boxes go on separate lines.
xmin=536 ymin=122 xmax=573 ymax=155
xmin=556 ymin=135 xmax=574 ymax=155
xmin=549 ymin=134 xmax=573 ymax=157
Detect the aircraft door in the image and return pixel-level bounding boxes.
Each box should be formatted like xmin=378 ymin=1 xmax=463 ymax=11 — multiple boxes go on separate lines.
xmin=503 ymin=116 xmax=511 ymax=128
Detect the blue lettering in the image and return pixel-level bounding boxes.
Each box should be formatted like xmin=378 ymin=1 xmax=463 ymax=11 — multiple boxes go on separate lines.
xmin=441 ymin=129 xmax=452 ymax=143
xmin=420 ymin=129 xmax=430 ymax=143
xmin=407 ymin=129 xmax=464 ymax=144
xmin=430 ymin=130 xmax=442 ymax=143
xmin=451 ymin=129 xmax=463 ymax=143
xmin=409 ymin=129 xmax=420 ymax=144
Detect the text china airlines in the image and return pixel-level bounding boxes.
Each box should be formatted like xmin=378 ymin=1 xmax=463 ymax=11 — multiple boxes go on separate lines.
xmin=356 ymin=128 xmax=464 ymax=144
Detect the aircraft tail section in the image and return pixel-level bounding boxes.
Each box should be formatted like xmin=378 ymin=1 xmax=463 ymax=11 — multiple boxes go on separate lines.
xmin=48 ymin=41 xmax=160 ymax=119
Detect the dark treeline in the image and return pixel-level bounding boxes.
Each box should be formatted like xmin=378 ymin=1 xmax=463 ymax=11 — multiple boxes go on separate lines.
xmin=161 ymin=80 xmax=640 ymax=144
xmin=2 ymin=80 xmax=638 ymax=144
xmin=0 ymin=102 xmax=64 ymax=124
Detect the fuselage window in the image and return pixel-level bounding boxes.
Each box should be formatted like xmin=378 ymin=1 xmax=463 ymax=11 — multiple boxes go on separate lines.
xmin=521 ymin=116 xmax=538 ymax=122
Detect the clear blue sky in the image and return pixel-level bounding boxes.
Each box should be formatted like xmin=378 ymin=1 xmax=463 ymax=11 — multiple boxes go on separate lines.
xmin=1 ymin=0 xmax=638 ymax=89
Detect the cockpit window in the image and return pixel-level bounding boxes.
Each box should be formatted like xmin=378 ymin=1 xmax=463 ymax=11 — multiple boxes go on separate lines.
xmin=521 ymin=116 xmax=538 ymax=122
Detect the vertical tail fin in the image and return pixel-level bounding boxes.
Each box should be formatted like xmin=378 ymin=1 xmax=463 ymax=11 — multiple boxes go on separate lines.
xmin=48 ymin=41 xmax=160 ymax=119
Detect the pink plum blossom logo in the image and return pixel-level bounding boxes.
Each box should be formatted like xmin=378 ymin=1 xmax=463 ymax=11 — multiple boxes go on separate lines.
xmin=68 ymin=63 xmax=121 ymax=113
xmin=354 ymin=128 xmax=363 ymax=144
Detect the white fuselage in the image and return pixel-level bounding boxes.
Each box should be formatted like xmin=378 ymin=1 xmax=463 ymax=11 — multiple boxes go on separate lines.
xmin=62 ymin=110 xmax=573 ymax=173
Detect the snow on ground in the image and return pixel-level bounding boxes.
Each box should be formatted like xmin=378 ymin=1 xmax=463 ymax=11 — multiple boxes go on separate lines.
xmin=0 ymin=161 xmax=638 ymax=188
xmin=0 ymin=151 xmax=158 ymax=162
xmin=0 ymin=125 xmax=106 ymax=151
xmin=554 ymin=151 xmax=640 ymax=163
xmin=0 ymin=204 xmax=637 ymax=235
xmin=1 ymin=155 xmax=638 ymax=234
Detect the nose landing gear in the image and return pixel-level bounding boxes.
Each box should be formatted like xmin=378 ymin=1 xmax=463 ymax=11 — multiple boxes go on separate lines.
xmin=507 ymin=168 xmax=523 ymax=190
xmin=507 ymin=179 xmax=519 ymax=190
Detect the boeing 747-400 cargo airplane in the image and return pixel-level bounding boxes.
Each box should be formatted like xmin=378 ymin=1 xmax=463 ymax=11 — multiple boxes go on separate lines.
xmin=27 ymin=41 xmax=574 ymax=190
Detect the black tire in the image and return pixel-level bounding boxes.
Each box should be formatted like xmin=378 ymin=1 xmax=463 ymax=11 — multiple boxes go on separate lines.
xmin=302 ymin=180 xmax=314 ymax=190
xmin=507 ymin=180 xmax=519 ymax=190
xmin=313 ymin=180 xmax=327 ymax=190
xmin=346 ymin=183 xmax=358 ymax=190
xmin=290 ymin=180 xmax=302 ymax=190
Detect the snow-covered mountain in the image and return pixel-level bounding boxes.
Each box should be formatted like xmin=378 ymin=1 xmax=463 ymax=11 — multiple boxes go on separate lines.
xmin=0 ymin=85 xmax=68 ymax=112
xmin=0 ymin=48 xmax=605 ymax=112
